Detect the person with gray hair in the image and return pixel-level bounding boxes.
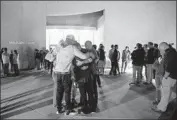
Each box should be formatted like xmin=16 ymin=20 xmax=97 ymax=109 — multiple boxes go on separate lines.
xmin=152 ymin=42 xmax=177 ymax=113
xmin=53 ymin=35 xmax=90 ymax=115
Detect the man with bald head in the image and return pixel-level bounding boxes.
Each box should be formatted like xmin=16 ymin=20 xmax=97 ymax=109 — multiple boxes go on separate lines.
xmin=152 ymin=42 xmax=177 ymax=113
xmin=53 ymin=35 xmax=90 ymax=115
xmin=78 ymin=40 xmax=99 ymax=113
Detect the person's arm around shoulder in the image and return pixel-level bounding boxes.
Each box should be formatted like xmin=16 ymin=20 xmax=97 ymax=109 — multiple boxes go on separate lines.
xmin=73 ymin=46 xmax=89 ymax=60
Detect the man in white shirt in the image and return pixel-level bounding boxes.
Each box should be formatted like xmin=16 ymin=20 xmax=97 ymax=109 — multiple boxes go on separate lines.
xmin=2 ymin=48 xmax=10 ymax=76
xmin=53 ymin=35 xmax=90 ymax=115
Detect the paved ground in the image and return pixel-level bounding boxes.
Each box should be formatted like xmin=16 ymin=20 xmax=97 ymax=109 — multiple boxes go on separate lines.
xmin=0 ymin=69 xmax=175 ymax=119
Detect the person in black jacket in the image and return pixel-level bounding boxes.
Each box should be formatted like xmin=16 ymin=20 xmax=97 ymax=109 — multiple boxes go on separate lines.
xmin=92 ymin=44 xmax=101 ymax=87
xmin=152 ymin=42 xmax=177 ymax=113
xmin=130 ymin=43 xmax=145 ymax=85
xmin=35 ymin=50 xmax=41 ymax=70
xmin=9 ymin=50 xmax=14 ymax=72
xmin=112 ymin=45 xmax=120 ymax=76
xmin=98 ymin=45 xmax=106 ymax=75
xmin=152 ymin=43 xmax=160 ymax=79
xmin=71 ymin=42 xmax=97 ymax=114
xmin=145 ymin=42 xmax=156 ymax=85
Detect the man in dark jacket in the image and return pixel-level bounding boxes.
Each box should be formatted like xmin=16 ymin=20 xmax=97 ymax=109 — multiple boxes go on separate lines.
xmin=130 ymin=43 xmax=145 ymax=85
xmin=112 ymin=45 xmax=120 ymax=76
xmin=145 ymin=42 xmax=156 ymax=84
xmin=152 ymin=42 xmax=177 ymax=113
xmin=72 ymin=42 xmax=97 ymax=114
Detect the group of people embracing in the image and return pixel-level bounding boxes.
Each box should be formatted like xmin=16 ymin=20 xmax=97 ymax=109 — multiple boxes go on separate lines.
xmin=50 ymin=35 xmax=100 ymax=115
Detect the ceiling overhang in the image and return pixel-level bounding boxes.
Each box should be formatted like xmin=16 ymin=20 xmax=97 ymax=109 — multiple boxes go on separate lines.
xmin=46 ymin=10 xmax=104 ymax=28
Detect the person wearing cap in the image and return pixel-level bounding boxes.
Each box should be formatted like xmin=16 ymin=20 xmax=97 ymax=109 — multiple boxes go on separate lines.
xmin=53 ymin=35 xmax=90 ymax=115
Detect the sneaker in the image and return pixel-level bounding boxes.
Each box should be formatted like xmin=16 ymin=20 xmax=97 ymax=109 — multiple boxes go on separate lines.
xmin=143 ymin=82 xmax=148 ymax=85
xmin=65 ymin=110 xmax=77 ymax=116
xmin=90 ymin=108 xmax=97 ymax=113
xmin=152 ymin=100 xmax=160 ymax=105
xmin=65 ymin=110 xmax=70 ymax=115
xmin=56 ymin=109 xmax=64 ymax=114
xmin=136 ymin=82 xmax=140 ymax=87
xmin=129 ymin=82 xmax=135 ymax=85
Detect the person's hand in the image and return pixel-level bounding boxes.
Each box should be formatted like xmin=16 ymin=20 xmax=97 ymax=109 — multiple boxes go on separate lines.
xmin=81 ymin=66 xmax=88 ymax=70
xmin=73 ymin=82 xmax=76 ymax=86
xmin=76 ymin=60 xmax=84 ymax=66
xmin=89 ymin=52 xmax=95 ymax=59
xmin=71 ymin=76 xmax=75 ymax=81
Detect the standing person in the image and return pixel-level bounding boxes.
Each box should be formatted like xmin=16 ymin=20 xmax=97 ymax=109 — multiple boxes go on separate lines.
xmin=112 ymin=45 xmax=120 ymax=76
xmin=130 ymin=43 xmax=145 ymax=86
xmin=84 ymin=40 xmax=99 ymax=113
xmin=1 ymin=48 xmax=4 ymax=77
xmin=145 ymin=42 xmax=155 ymax=85
xmin=121 ymin=46 xmax=131 ymax=73
xmin=2 ymin=48 xmax=10 ymax=77
xmin=48 ymin=48 xmax=54 ymax=74
xmin=40 ymin=50 xmax=44 ymax=69
xmin=71 ymin=42 xmax=95 ymax=114
xmin=153 ymin=44 xmax=160 ymax=79
xmin=98 ymin=45 xmax=106 ymax=75
xmin=53 ymin=35 xmax=90 ymax=115
xmin=109 ymin=45 xmax=114 ymax=75
xmin=152 ymin=55 xmax=164 ymax=105
xmin=35 ymin=50 xmax=41 ymax=70
xmin=152 ymin=42 xmax=177 ymax=113
xmin=142 ymin=44 xmax=148 ymax=81
xmin=92 ymin=44 xmax=101 ymax=87
xmin=13 ymin=50 xmax=20 ymax=76
xmin=9 ymin=50 xmax=14 ymax=72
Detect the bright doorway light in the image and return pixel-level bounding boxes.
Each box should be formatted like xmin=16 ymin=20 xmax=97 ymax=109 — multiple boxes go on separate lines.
xmin=46 ymin=28 xmax=102 ymax=50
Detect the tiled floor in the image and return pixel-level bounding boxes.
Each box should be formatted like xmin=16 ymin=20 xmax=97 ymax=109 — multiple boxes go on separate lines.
xmin=0 ymin=69 xmax=174 ymax=119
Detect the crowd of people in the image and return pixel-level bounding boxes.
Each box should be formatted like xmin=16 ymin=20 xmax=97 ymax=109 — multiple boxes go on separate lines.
xmin=130 ymin=42 xmax=177 ymax=113
xmin=45 ymin=34 xmax=177 ymax=116
xmin=0 ymin=48 xmax=20 ymax=77
xmin=1 ymin=35 xmax=176 ymax=116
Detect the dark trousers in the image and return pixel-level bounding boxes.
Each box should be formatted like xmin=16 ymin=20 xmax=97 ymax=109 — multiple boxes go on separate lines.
xmin=36 ymin=59 xmax=40 ymax=70
xmin=10 ymin=62 xmax=14 ymax=72
xmin=109 ymin=61 xmax=114 ymax=75
xmin=112 ymin=61 xmax=120 ymax=75
xmin=3 ymin=63 xmax=9 ymax=75
xmin=95 ymin=74 xmax=101 ymax=86
xmin=47 ymin=61 xmax=50 ymax=70
xmin=92 ymin=75 xmax=98 ymax=107
xmin=153 ymin=69 xmax=156 ymax=79
xmin=50 ymin=62 xmax=53 ymax=75
xmin=14 ymin=64 xmax=19 ymax=76
xmin=78 ymin=81 xmax=91 ymax=110
xmin=53 ymin=73 xmax=72 ymax=111
xmin=78 ymin=75 xmax=97 ymax=111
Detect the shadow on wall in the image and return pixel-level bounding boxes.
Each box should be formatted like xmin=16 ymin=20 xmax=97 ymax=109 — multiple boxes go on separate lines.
xmin=17 ymin=45 xmax=35 ymax=70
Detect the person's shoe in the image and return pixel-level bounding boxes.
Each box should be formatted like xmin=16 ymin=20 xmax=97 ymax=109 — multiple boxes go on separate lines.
xmin=151 ymin=105 xmax=165 ymax=113
xmin=71 ymin=99 xmax=78 ymax=108
xmin=65 ymin=110 xmax=70 ymax=115
xmin=129 ymin=82 xmax=135 ymax=85
xmin=65 ymin=110 xmax=77 ymax=115
xmin=136 ymin=82 xmax=140 ymax=87
xmin=90 ymin=108 xmax=97 ymax=113
xmin=56 ymin=109 xmax=64 ymax=114
xmin=143 ymin=82 xmax=148 ymax=85
xmin=152 ymin=100 xmax=160 ymax=105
